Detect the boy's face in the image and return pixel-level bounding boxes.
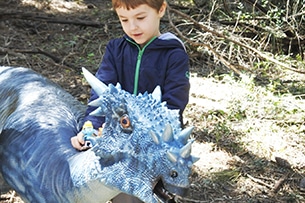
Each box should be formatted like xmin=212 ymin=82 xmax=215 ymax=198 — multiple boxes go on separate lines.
xmin=116 ymin=3 xmax=166 ymax=46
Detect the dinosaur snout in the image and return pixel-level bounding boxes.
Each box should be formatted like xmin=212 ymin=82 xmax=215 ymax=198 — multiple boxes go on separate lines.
xmin=163 ymin=182 xmax=189 ymax=197
xmin=153 ymin=179 xmax=188 ymax=203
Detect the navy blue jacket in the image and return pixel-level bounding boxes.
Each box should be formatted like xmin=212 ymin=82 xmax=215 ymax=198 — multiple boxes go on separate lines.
xmin=84 ymin=32 xmax=190 ymax=129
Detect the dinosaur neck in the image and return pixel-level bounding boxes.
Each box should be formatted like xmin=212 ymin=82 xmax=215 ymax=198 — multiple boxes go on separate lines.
xmin=68 ymin=139 xmax=160 ymax=203
xmin=68 ymin=150 xmax=120 ymax=202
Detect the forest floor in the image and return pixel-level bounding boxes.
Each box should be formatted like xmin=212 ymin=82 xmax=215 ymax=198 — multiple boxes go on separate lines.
xmin=0 ymin=0 xmax=305 ymax=203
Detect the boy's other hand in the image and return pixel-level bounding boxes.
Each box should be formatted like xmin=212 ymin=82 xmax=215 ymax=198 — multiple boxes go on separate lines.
xmin=71 ymin=132 xmax=89 ymax=151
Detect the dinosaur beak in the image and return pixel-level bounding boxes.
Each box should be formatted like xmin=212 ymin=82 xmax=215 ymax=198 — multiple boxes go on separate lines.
xmin=153 ymin=179 xmax=188 ymax=203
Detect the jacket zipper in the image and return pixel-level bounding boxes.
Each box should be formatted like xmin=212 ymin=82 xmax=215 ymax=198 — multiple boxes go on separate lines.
xmin=126 ymin=37 xmax=157 ymax=95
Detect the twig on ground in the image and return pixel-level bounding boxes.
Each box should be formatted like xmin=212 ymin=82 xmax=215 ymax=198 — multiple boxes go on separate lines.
xmin=273 ymin=172 xmax=291 ymax=193
xmin=0 ymin=10 xmax=105 ymax=28
xmin=0 ymin=47 xmax=75 ymax=68
xmin=176 ymin=196 xmax=211 ymax=203
xmin=246 ymin=174 xmax=273 ymax=189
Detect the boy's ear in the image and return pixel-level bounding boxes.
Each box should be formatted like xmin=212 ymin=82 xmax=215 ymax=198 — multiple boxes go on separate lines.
xmin=158 ymin=2 xmax=167 ymax=17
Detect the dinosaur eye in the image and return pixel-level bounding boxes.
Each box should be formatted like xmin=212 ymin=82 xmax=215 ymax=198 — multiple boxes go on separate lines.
xmin=170 ymin=170 xmax=178 ymax=178
xmin=120 ymin=114 xmax=131 ymax=129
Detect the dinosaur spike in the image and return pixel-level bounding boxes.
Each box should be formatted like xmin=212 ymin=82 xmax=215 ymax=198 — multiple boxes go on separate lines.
xmin=192 ymin=156 xmax=200 ymax=164
xmin=167 ymin=151 xmax=178 ymax=163
xmin=82 ymin=67 xmax=107 ymax=96
xmin=89 ymin=107 xmax=104 ymax=116
xmin=180 ymin=140 xmax=193 ymax=158
xmin=149 ymin=131 xmax=160 ymax=145
xmin=177 ymin=126 xmax=194 ymax=145
xmin=115 ymin=83 xmax=121 ymax=89
xmin=162 ymin=124 xmax=173 ymax=142
xmin=152 ymin=85 xmax=161 ymax=102
xmin=109 ymin=84 xmax=118 ymax=94
xmin=88 ymin=97 xmax=103 ymax=107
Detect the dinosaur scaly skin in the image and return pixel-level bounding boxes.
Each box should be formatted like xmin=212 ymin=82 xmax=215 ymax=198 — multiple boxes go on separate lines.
xmin=0 ymin=66 xmax=198 ymax=203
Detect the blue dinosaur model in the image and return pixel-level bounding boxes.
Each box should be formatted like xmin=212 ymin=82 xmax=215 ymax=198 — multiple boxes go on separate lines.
xmin=0 ymin=66 xmax=198 ymax=203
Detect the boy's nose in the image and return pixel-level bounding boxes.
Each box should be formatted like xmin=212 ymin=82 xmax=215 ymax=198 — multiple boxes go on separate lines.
xmin=129 ymin=21 xmax=138 ymax=30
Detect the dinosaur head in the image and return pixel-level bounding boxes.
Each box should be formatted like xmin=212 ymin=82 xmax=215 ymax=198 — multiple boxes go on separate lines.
xmin=82 ymin=68 xmax=199 ymax=203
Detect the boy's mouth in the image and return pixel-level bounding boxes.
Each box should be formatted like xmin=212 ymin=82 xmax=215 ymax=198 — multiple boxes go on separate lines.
xmin=132 ymin=33 xmax=143 ymax=37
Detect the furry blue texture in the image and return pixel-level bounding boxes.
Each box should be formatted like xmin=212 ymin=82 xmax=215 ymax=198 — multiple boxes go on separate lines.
xmin=0 ymin=67 xmax=198 ymax=203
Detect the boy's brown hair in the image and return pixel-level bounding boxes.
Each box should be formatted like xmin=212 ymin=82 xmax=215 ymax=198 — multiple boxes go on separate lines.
xmin=112 ymin=0 xmax=165 ymax=11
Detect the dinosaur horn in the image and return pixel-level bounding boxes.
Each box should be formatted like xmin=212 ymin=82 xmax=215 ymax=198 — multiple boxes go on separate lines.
xmin=149 ymin=130 xmax=160 ymax=145
xmin=109 ymin=83 xmax=118 ymax=94
xmin=192 ymin=156 xmax=200 ymax=164
xmin=88 ymin=97 xmax=103 ymax=107
xmin=167 ymin=151 xmax=178 ymax=163
xmin=162 ymin=124 xmax=173 ymax=142
xmin=180 ymin=140 xmax=194 ymax=158
xmin=177 ymin=126 xmax=194 ymax=145
xmin=187 ymin=156 xmax=200 ymax=168
xmin=89 ymin=107 xmax=104 ymax=116
xmin=82 ymin=67 xmax=107 ymax=96
xmin=115 ymin=83 xmax=121 ymax=89
xmin=152 ymin=85 xmax=161 ymax=102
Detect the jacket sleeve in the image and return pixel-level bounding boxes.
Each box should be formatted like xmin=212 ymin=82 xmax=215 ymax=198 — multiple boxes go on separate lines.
xmin=82 ymin=41 xmax=118 ymax=129
xmin=162 ymin=48 xmax=190 ymax=125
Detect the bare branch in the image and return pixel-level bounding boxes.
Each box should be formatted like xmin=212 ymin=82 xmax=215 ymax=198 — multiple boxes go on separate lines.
xmin=167 ymin=5 xmax=305 ymax=74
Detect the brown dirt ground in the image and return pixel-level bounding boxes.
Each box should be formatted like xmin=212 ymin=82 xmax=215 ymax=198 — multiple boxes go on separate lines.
xmin=0 ymin=0 xmax=304 ymax=203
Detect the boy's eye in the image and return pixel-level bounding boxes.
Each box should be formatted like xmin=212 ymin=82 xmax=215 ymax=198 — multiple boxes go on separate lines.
xmin=120 ymin=18 xmax=128 ymax=22
xmin=137 ymin=17 xmax=145 ymax=20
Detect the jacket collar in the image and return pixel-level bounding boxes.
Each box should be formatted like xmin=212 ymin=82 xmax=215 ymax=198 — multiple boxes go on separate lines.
xmin=123 ymin=32 xmax=186 ymax=52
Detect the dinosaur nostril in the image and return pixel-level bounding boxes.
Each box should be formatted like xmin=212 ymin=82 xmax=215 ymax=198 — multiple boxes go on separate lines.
xmin=170 ymin=170 xmax=178 ymax=178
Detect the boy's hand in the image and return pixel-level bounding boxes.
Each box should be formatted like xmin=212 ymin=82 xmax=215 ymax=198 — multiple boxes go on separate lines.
xmin=71 ymin=132 xmax=90 ymax=151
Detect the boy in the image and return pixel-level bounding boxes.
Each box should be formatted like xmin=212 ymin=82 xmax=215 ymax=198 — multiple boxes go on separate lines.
xmin=71 ymin=0 xmax=190 ymax=202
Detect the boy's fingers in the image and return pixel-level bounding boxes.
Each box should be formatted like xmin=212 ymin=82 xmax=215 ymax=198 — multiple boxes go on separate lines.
xmin=70 ymin=136 xmax=83 ymax=150
xmin=80 ymin=146 xmax=90 ymax=151
xmin=77 ymin=132 xmax=85 ymax=144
